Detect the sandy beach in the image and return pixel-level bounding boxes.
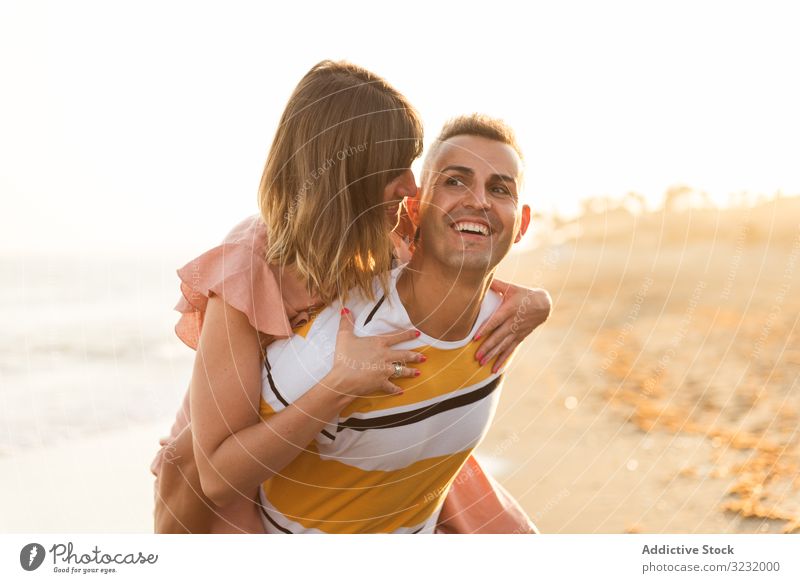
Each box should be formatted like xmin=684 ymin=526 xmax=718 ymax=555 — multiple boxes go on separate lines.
xmin=485 ymin=195 xmax=800 ymax=534
xmin=0 ymin=422 xmax=166 ymax=533
xmin=1 ymin=197 xmax=797 ymax=534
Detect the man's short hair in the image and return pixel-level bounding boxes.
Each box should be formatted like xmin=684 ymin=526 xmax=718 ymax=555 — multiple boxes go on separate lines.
xmin=421 ymin=114 xmax=524 ymax=192
xmin=431 ymin=113 xmax=523 ymax=161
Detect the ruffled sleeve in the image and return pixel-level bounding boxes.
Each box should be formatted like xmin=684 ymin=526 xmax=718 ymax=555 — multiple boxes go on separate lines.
xmin=173 ymin=215 xmax=319 ymax=350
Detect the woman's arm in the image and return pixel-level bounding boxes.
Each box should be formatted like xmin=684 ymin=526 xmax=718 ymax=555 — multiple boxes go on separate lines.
xmin=473 ymin=279 xmax=552 ymax=372
xmin=190 ymin=296 xmax=423 ymax=507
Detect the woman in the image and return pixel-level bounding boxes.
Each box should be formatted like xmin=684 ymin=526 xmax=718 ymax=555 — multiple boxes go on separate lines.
xmin=151 ymin=60 xmax=550 ymax=533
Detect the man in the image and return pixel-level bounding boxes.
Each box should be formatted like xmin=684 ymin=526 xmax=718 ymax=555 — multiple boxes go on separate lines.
xmin=256 ymin=113 xmax=534 ymax=533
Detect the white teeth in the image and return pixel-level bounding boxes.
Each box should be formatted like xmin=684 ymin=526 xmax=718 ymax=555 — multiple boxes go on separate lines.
xmin=454 ymin=221 xmax=489 ymax=236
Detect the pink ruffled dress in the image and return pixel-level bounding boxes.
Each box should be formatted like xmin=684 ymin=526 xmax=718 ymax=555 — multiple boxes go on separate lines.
xmin=150 ymin=214 xmax=536 ymax=534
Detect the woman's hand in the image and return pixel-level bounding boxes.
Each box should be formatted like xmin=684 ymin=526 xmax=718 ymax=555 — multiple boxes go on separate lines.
xmin=473 ymin=280 xmax=552 ymax=373
xmin=190 ymin=298 xmax=424 ymax=506
xmin=329 ymin=308 xmax=425 ymax=396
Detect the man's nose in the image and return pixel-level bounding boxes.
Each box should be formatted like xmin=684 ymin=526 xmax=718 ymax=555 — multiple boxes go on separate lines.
xmin=462 ymin=184 xmax=491 ymax=209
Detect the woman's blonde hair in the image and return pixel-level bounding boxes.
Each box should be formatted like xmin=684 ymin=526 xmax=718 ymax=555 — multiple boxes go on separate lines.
xmin=258 ymin=60 xmax=423 ymax=304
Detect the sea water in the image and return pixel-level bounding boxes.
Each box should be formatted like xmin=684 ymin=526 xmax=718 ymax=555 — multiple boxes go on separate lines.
xmin=0 ymin=253 xmax=194 ymax=454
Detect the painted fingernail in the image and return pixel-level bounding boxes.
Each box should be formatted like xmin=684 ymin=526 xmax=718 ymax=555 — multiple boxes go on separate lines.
xmin=475 ymin=352 xmax=484 ymax=361
xmin=492 ymin=366 xmax=499 ymax=373
xmin=414 ymin=370 xmax=421 ymax=377
xmin=418 ymin=354 xmax=427 ymax=363
xmin=415 ymin=330 xmax=421 ymax=337
xmin=480 ymin=358 xmax=487 ymax=366
xmin=340 ymin=308 xmax=350 ymax=315
xmin=474 ymin=334 xmax=481 ymax=341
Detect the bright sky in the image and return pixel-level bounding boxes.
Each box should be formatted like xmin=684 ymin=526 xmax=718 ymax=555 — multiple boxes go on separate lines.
xmin=1 ymin=0 xmax=798 ymax=257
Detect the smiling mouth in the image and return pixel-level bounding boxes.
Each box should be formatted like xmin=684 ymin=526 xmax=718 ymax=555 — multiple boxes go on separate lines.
xmin=451 ymin=220 xmax=491 ymax=237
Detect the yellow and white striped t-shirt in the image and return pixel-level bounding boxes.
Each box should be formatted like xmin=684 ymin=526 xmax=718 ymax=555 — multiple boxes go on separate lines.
xmin=257 ymin=264 xmax=506 ymax=534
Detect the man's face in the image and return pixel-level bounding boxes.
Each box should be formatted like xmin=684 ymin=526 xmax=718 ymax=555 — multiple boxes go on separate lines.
xmin=410 ymin=135 xmax=530 ymax=273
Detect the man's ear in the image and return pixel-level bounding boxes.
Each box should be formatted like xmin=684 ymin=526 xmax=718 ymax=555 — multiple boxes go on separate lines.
xmin=514 ymin=204 xmax=531 ymax=243
xmin=403 ymin=195 xmax=422 ymax=227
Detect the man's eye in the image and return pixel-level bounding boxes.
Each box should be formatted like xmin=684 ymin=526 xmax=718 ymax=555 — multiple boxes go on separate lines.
xmin=444 ymin=176 xmax=465 ymax=187
xmin=491 ymin=185 xmax=511 ymax=195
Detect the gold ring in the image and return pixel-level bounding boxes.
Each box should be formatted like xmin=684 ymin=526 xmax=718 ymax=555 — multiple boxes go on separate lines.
xmin=390 ymin=362 xmax=403 ymax=379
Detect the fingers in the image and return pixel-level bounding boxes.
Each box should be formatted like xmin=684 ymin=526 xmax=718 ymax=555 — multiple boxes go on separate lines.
xmin=387 ymin=350 xmax=427 ymax=364
xmin=475 ymin=282 xmax=526 ymax=341
xmin=338 ymin=307 xmax=354 ymax=332
xmin=382 ymin=328 xmax=421 ymax=346
xmin=492 ymin=344 xmax=517 ymax=374
xmin=488 ymin=278 xmax=513 ymax=295
xmin=474 ymin=318 xmax=509 ymax=363
xmin=389 ymin=363 xmax=420 ymax=379
xmin=381 ymin=380 xmax=404 ymax=395
xmin=478 ymin=335 xmax=515 ymax=369
xmin=473 ymin=310 xmax=503 ymax=343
